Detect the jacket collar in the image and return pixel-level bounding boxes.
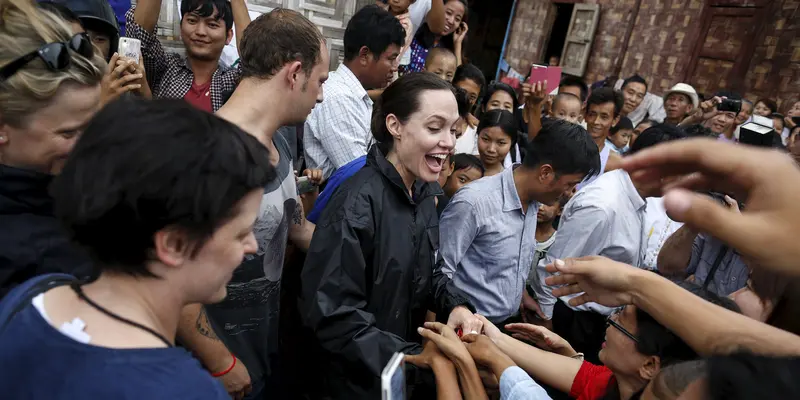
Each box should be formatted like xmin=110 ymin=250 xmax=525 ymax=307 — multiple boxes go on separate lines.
xmin=0 ymin=164 xmax=54 ymax=215
xmin=366 ymin=145 xmax=443 ymax=205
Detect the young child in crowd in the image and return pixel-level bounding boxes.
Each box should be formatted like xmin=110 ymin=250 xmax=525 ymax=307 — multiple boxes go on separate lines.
xmin=476 ymin=109 xmax=517 ymax=177
xmin=607 ymin=116 xmax=634 ymax=153
xmin=548 ymin=92 xmax=583 ymax=125
xmin=441 ymin=153 xmax=484 ymax=198
xmin=772 ymin=113 xmax=785 ymax=134
xmin=424 ymin=47 xmax=458 ymax=82
xmin=377 ymin=0 xmax=416 ymax=67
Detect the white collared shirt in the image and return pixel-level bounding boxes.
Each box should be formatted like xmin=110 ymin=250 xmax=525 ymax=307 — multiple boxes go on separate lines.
xmin=304 ymin=64 xmax=374 ymax=179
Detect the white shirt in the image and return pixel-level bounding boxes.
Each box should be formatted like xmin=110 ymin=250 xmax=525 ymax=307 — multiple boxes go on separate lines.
xmin=454 ymin=125 xmax=516 ymax=169
xmin=534 ymin=170 xmax=648 ymax=318
xmin=407 ymin=0 xmax=432 ymax=37
xmin=641 ymin=197 xmax=683 ymax=270
xmin=304 ymin=64 xmax=374 ymax=179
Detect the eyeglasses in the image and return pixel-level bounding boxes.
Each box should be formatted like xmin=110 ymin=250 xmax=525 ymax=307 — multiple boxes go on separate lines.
xmin=0 ymin=33 xmax=94 ymax=81
xmin=606 ymin=307 xmax=640 ymax=344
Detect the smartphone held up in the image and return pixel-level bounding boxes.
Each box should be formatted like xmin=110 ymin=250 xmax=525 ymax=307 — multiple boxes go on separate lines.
xmin=118 ymin=37 xmax=141 ymax=64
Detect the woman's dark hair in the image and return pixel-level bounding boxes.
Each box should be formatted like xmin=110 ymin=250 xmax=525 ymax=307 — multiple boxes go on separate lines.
xmin=38 ymin=1 xmax=82 ymax=26
xmin=755 ymin=98 xmax=778 ymax=114
xmin=51 ymin=98 xmax=275 ymax=278
xmin=480 ymin=82 xmax=519 ymax=113
xmin=452 ymin=63 xmax=485 ymax=91
xmin=628 ymin=123 xmax=688 ymax=155
xmin=476 ymin=109 xmax=517 ymax=146
xmin=413 ymin=0 xmax=468 ymax=52
xmin=602 ymin=281 xmax=739 ymax=400
xmin=452 ymin=153 xmax=484 ymax=176
xmin=371 ymin=72 xmax=456 ymax=149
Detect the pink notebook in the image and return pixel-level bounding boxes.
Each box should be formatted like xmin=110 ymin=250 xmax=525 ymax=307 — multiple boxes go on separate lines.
xmin=528 ymin=65 xmax=562 ymax=95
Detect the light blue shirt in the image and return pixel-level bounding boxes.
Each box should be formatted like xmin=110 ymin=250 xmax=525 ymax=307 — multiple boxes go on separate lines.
xmin=500 ymin=366 xmax=552 ymax=400
xmin=439 ymin=166 xmax=539 ymax=323
xmin=533 ymin=170 xmax=648 ymax=318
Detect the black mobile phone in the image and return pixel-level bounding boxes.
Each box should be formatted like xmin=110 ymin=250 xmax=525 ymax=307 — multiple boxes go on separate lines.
xmin=717 ymin=99 xmax=742 ymax=114
xmin=792 ymin=116 xmax=800 ymax=126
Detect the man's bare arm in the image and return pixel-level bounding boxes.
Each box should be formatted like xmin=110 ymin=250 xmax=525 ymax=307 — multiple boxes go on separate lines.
xmin=133 ymin=0 xmax=162 ymax=33
xmin=177 ymin=304 xmax=234 ymax=372
xmin=656 ymin=225 xmax=697 ymax=277
xmin=288 ymin=198 xmax=315 ymax=251
xmin=230 ymin=0 xmax=251 ymax=49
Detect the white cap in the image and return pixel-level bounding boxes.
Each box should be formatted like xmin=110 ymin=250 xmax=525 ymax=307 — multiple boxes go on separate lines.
xmin=663 ymin=83 xmax=699 ymax=110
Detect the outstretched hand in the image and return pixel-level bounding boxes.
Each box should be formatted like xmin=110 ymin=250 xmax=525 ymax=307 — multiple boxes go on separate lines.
xmin=544 ymin=257 xmax=640 ymax=308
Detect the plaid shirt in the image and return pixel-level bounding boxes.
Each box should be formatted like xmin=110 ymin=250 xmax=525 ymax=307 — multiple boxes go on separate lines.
xmin=125 ymin=8 xmax=240 ymax=112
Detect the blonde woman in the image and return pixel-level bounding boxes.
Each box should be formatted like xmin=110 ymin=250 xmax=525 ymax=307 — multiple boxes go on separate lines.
xmin=0 ymin=0 xmax=105 ymax=295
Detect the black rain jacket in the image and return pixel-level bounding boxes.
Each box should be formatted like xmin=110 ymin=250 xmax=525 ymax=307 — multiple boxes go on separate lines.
xmin=299 ymin=145 xmax=473 ymax=399
xmin=0 ymin=165 xmax=92 ymax=299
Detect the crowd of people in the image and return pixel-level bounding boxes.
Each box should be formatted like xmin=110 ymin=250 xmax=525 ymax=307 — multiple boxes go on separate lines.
xmin=0 ymin=0 xmax=799 ymax=399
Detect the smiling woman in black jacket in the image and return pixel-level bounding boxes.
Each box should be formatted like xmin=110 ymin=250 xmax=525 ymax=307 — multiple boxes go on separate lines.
xmin=0 ymin=0 xmax=106 ymax=297
xmin=299 ymin=73 xmax=481 ymax=399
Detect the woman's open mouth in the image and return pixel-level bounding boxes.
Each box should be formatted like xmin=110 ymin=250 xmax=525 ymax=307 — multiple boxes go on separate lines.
xmin=425 ymin=153 xmax=447 ymax=172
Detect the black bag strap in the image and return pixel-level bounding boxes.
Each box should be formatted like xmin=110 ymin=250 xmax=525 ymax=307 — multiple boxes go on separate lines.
xmin=702 ymin=245 xmax=729 ymax=291
xmin=0 ymin=274 xmax=77 ymax=333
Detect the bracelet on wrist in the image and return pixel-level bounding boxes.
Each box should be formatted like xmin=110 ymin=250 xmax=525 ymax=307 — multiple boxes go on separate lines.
xmin=211 ymin=354 xmax=237 ymax=377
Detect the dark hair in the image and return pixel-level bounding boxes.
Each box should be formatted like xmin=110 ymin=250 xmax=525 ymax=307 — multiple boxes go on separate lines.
xmin=372 ymin=72 xmax=456 ymax=148
xmin=749 ymin=267 xmax=800 ymax=335
xmin=477 ymin=109 xmax=517 ymax=145
xmin=454 ymin=86 xmax=471 ymax=118
xmin=523 ymin=119 xmax=600 ymax=179
xmin=425 ymin=47 xmax=457 ymax=68
xmin=452 ymin=153 xmax=484 ymax=176
xmin=481 ymin=82 xmax=519 ymax=113
xmin=559 ymin=76 xmax=589 ymax=103
xmin=453 ymin=63 xmax=485 ymax=91
xmin=650 ymin=360 xmax=706 ymax=400
xmin=38 ymin=1 xmax=82 ymax=25
xmin=344 ymin=5 xmax=405 ymax=61
xmin=629 ymin=123 xmax=688 ymax=155
xmin=180 ymin=0 xmax=233 ymax=30
xmin=636 ymin=119 xmax=658 ymax=129
xmin=51 ymin=98 xmax=275 ymax=277
xmin=622 ymin=74 xmax=648 ymax=93
xmin=707 ymin=352 xmax=800 ymax=400
xmin=611 ymin=116 xmax=634 ymax=133
xmin=587 ymin=87 xmax=624 ymax=117
xmin=682 ymin=124 xmax=715 ymax=138
xmin=715 ymin=90 xmax=742 ymax=101
xmin=413 ymin=0 xmax=468 ymax=52
xmin=635 ymin=281 xmax=739 ymax=367
xmin=239 ymin=8 xmax=325 ymax=79
xmin=755 ymin=98 xmax=778 ymax=114
xmin=552 ymin=92 xmax=582 ymax=111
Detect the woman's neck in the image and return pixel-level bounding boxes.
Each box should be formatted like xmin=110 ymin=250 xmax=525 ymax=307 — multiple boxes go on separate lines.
xmin=615 ymin=374 xmax=647 ymax=400
xmin=79 ymin=272 xmax=184 ymax=346
xmin=385 ymin=150 xmax=415 ymax=195
xmin=484 ymin=162 xmax=504 ymax=177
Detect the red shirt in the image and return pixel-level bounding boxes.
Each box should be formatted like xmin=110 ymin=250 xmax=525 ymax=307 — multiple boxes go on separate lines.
xmin=183 ymin=80 xmax=213 ymax=113
xmin=570 ymin=361 xmax=615 ymax=400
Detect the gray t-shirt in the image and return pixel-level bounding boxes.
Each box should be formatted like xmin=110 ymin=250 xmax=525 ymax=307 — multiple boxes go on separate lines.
xmin=206 ymin=134 xmax=297 ymax=389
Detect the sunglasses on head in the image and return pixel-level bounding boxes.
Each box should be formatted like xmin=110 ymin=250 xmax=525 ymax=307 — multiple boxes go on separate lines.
xmin=0 ymin=33 xmax=94 ymax=81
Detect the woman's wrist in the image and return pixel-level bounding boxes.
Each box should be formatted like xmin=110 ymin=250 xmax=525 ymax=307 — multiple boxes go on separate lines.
xmin=489 ymin=354 xmax=516 ymax=379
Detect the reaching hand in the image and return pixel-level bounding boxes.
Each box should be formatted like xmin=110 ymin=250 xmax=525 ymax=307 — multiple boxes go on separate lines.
xmin=620 ymin=138 xmax=800 ymax=276
xmin=522 ymin=81 xmax=548 ymax=106
xmin=504 ymin=323 xmax=576 ymax=357
xmin=404 ymin=340 xmax=452 ymax=370
xmin=472 ymin=314 xmax=502 ymax=341
xmin=520 ymin=288 xmax=546 ymax=323
xmin=302 ymin=169 xmax=324 ymax=186
xmin=461 ymin=334 xmax=516 ymax=376
xmin=416 ymin=322 xmax=472 ymax=365
xmin=447 ymin=306 xmax=483 ymax=334
xmin=214 ymin=356 xmax=252 ymax=400
xmin=453 ymin=22 xmax=469 ymax=44
xmin=544 ymin=257 xmax=639 ymax=308
xmin=100 ymin=53 xmax=144 ymax=106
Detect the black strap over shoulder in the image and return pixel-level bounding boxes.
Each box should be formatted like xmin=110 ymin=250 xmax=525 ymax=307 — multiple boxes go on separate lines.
xmin=0 ymin=275 xmax=77 ymax=333
xmin=702 ymin=245 xmax=729 ymax=291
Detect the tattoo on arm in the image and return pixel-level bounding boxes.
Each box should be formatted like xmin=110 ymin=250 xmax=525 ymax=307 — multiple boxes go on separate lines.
xmin=292 ymin=201 xmax=303 ymax=225
xmin=196 ymin=307 xmax=221 ymax=341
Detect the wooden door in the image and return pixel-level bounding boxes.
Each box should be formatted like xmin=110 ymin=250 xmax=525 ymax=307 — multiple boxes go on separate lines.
xmin=559 ymin=3 xmax=600 ymax=77
xmin=683 ymin=2 xmax=767 ymax=95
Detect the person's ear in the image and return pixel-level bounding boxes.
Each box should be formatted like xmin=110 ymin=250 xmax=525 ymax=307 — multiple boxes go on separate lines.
xmin=153 ymin=227 xmax=191 ymax=269
xmin=285 ymin=61 xmax=303 ymax=90
xmin=386 ymin=113 xmax=402 ymax=142
xmin=612 ymin=114 xmax=621 ymax=128
xmin=638 ymin=355 xmax=661 ymax=381
xmin=359 ymin=46 xmax=371 ymax=67
xmin=226 ymin=29 xmax=233 ymax=46
xmin=538 ymin=163 xmax=555 ymax=184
